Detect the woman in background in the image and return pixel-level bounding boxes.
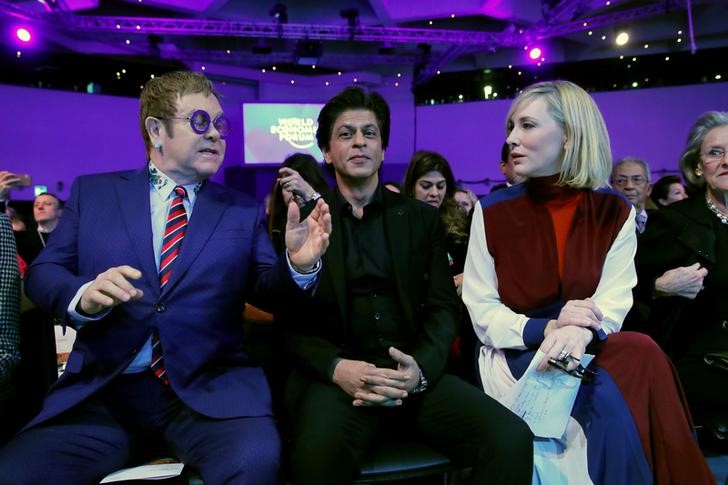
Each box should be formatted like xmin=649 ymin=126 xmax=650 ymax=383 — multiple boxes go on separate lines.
xmin=402 ymin=151 xmax=477 ymax=382
xmin=637 ymin=111 xmax=728 ymax=430
xmin=463 ymin=80 xmax=712 ymax=484
xmin=267 ymin=153 xmax=329 ymax=254
xmin=402 ymin=150 xmax=469 ymax=293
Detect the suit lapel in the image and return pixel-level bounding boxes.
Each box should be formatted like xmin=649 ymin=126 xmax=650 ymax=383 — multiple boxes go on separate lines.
xmin=161 ymin=181 xmax=228 ymax=295
xmin=675 ymin=195 xmax=716 ymax=264
xmin=323 ymin=192 xmax=348 ymax=320
xmin=117 ymin=168 xmax=158 ymax=291
xmin=382 ymin=190 xmax=414 ymax=324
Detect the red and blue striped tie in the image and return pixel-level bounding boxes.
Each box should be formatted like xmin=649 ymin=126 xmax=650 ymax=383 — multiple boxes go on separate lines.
xmin=151 ymin=185 xmax=188 ymax=384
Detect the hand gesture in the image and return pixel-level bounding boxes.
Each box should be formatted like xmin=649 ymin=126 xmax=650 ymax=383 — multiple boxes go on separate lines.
xmin=332 ymin=358 xmax=408 ymax=407
xmin=654 ymin=263 xmax=708 ymax=299
xmin=537 ymin=325 xmax=592 ymax=372
xmin=285 ymin=197 xmax=331 ymax=272
xmin=278 ymin=167 xmax=316 ymax=206
xmin=353 ymin=347 xmax=423 ymax=406
xmin=78 ymin=265 xmax=144 ymax=315
xmin=0 ymin=171 xmax=24 ymax=200
xmin=453 ymin=273 xmax=464 ymax=297
xmin=547 ymin=298 xmax=603 ymax=333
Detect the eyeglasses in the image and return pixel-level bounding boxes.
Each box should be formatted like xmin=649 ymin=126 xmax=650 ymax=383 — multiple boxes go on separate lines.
xmin=612 ymin=175 xmax=647 ymax=187
xmin=702 ymin=148 xmax=726 ymax=165
xmin=157 ymin=110 xmax=231 ymax=139
xmin=548 ymin=357 xmax=597 ymax=382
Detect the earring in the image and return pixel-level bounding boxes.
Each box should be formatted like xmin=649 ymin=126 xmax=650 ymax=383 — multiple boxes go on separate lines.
xmin=695 ymin=168 xmax=703 ymax=177
xmin=154 ymin=143 xmax=163 ymax=152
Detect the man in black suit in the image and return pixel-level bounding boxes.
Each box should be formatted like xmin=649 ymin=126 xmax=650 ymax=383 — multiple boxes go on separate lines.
xmin=280 ymin=86 xmax=533 ymax=484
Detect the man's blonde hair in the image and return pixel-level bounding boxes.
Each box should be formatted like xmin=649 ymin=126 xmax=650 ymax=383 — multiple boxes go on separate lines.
xmin=139 ymin=71 xmax=220 ymax=157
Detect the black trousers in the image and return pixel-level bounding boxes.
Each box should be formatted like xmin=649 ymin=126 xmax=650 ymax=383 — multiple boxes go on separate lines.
xmin=285 ymin=371 xmax=533 ymax=484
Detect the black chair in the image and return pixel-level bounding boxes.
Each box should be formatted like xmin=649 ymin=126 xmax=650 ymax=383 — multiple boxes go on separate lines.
xmin=354 ymin=441 xmax=463 ymax=484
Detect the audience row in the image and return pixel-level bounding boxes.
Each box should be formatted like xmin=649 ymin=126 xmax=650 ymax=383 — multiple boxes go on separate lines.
xmin=0 ymin=70 xmax=725 ymax=484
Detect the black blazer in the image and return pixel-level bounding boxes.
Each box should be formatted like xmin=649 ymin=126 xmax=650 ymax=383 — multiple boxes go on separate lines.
xmin=278 ymin=187 xmax=460 ymax=385
xmin=635 ymin=194 xmax=728 ymax=358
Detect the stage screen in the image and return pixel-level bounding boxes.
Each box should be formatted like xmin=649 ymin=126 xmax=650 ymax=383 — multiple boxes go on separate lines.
xmin=243 ymin=102 xmax=324 ymax=164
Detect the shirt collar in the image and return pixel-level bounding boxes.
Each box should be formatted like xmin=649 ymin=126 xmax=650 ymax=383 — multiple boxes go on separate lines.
xmin=148 ymin=161 xmax=204 ymax=200
xmin=335 ymin=184 xmax=384 ymax=217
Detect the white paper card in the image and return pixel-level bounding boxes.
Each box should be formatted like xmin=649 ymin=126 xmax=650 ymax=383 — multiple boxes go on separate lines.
xmin=99 ymin=461 xmax=184 ymax=483
xmin=502 ymin=350 xmax=595 ymax=438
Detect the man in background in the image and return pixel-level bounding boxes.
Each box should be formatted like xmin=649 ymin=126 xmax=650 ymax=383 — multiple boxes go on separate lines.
xmin=611 ymin=157 xmax=653 ymax=234
xmin=491 ymin=142 xmax=526 ymax=192
xmin=612 ymin=157 xmax=708 ymax=336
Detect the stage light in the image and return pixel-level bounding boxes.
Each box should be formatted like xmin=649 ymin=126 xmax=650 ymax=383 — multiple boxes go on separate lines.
xmin=16 ymin=28 xmax=31 ymax=43
xmin=615 ymin=32 xmax=629 ymax=46
xmin=269 ymin=4 xmax=288 ymax=24
xmin=528 ymin=47 xmax=542 ymax=61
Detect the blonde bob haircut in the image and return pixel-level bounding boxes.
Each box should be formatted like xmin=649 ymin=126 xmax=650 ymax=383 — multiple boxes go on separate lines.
xmin=505 ymin=80 xmax=612 ymax=190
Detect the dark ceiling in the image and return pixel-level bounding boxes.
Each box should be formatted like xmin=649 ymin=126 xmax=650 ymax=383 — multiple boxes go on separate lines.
xmin=1 ymin=0 xmax=726 ymax=100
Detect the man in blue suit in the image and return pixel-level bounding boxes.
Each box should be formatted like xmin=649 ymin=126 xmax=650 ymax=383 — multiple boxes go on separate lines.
xmin=0 ymin=71 xmax=331 ymax=484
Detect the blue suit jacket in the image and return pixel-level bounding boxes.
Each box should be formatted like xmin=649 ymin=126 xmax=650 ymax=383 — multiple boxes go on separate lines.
xmin=24 ymin=168 xmax=298 ymax=428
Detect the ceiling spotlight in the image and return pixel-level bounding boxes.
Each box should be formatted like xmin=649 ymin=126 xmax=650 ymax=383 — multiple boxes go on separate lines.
xmin=269 ymin=3 xmax=288 ymax=24
xmin=528 ymin=47 xmax=542 ymax=61
xmin=15 ymin=27 xmax=32 ymax=43
xmin=615 ymin=32 xmax=629 ymax=46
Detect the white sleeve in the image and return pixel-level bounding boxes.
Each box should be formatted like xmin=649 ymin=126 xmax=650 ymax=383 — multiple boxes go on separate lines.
xmin=591 ymin=205 xmax=638 ymax=334
xmin=462 ymin=201 xmax=530 ymax=350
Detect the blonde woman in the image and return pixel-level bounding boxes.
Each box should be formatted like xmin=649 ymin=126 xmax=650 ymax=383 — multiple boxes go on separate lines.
xmin=463 ymin=80 xmax=712 ymax=484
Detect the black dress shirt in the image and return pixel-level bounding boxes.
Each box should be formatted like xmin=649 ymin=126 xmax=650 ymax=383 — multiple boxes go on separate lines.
xmin=336 ymin=186 xmax=409 ymax=367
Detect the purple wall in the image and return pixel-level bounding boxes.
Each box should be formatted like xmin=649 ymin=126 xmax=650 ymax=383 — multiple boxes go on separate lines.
xmin=416 ymin=82 xmax=728 ymax=195
xmin=3 ymin=81 xmax=726 ymax=201
xmin=2 ymin=85 xmax=143 ymax=201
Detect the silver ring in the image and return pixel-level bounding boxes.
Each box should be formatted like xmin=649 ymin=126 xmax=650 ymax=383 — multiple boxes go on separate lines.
xmin=558 ymin=350 xmax=570 ymax=362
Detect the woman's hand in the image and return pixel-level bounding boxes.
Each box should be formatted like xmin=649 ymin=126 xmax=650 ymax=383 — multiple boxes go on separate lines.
xmin=546 ymin=298 xmax=603 ymax=335
xmin=537 ymin=325 xmax=592 ymax=372
xmin=278 ymin=167 xmax=316 ymax=205
xmin=453 ymin=273 xmax=464 ymax=296
xmin=654 ymin=263 xmax=708 ymax=299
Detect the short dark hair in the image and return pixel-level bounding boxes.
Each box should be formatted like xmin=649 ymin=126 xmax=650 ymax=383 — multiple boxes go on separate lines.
xmin=34 ymin=192 xmax=64 ymax=209
xmin=316 ymin=86 xmax=390 ymax=152
xmin=650 ymin=175 xmax=683 ymax=207
xmin=500 ymin=142 xmax=510 ymax=163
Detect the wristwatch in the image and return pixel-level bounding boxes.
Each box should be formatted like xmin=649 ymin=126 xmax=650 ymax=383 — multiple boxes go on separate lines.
xmin=410 ymin=367 xmax=429 ymax=394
